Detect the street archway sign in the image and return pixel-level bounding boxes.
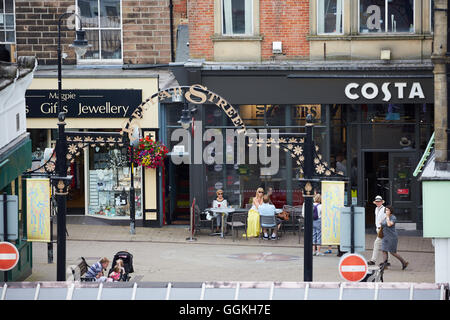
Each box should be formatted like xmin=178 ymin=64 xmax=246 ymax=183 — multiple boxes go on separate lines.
xmin=0 ymin=242 xmax=20 ymax=271
xmin=338 ymin=253 xmax=368 ymax=282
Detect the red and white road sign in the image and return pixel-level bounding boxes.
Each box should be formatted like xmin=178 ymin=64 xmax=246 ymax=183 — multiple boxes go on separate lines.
xmin=0 ymin=242 xmax=20 ymax=271
xmin=338 ymin=253 xmax=368 ymax=282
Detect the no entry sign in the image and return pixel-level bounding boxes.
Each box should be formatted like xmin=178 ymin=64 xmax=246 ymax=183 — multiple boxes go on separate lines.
xmin=338 ymin=253 xmax=368 ymax=282
xmin=0 ymin=242 xmax=20 ymax=271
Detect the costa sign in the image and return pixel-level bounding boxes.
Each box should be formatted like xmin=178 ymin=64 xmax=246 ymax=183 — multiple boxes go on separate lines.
xmin=345 ymin=82 xmax=425 ymax=102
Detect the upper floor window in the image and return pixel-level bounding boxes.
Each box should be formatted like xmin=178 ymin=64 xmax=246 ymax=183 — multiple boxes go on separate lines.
xmin=0 ymin=0 xmax=15 ymax=43
xmin=359 ymin=0 xmax=414 ymax=33
xmin=77 ymin=0 xmax=122 ymax=63
xmin=222 ymin=0 xmax=253 ymax=35
xmin=317 ymin=0 xmax=343 ymax=34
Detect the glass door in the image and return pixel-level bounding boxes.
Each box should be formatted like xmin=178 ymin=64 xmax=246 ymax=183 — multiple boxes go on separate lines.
xmin=388 ymin=152 xmax=416 ymax=222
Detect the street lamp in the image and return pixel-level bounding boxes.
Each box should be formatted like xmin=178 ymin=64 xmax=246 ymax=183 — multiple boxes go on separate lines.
xmin=53 ymin=12 xmax=89 ymax=281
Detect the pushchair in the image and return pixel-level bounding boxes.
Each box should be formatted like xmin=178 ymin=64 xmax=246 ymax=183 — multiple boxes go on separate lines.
xmin=107 ymin=251 xmax=134 ymax=282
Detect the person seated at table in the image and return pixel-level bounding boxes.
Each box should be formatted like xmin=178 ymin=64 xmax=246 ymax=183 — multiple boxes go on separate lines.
xmin=259 ymin=195 xmax=282 ymax=240
xmin=209 ymin=189 xmax=228 ymax=233
xmin=245 ymin=187 xmax=264 ymax=237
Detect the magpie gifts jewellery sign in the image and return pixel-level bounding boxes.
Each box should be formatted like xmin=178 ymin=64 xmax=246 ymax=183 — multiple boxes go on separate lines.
xmin=25 ymin=89 xmax=142 ymax=118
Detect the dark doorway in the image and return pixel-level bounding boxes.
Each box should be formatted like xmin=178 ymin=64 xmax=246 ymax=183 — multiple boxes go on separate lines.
xmin=363 ymin=151 xmax=417 ymax=227
xmin=67 ymin=156 xmax=85 ymax=215
xmin=166 ymin=162 xmax=190 ymax=224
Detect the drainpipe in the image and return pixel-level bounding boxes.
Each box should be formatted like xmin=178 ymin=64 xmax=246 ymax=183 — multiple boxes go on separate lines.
xmin=169 ymin=0 xmax=175 ymax=62
xmin=447 ymin=0 xmax=450 ymax=161
xmin=432 ymin=0 xmax=448 ymax=164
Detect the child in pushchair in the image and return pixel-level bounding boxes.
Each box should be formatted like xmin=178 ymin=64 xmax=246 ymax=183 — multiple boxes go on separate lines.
xmin=107 ymin=251 xmax=134 ymax=282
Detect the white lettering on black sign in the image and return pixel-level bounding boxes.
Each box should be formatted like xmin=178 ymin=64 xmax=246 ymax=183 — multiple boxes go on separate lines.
xmin=344 ymin=82 xmax=425 ymax=101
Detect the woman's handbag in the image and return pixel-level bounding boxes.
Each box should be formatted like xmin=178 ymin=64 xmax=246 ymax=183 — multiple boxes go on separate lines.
xmin=277 ymin=210 xmax=290 ymax=221
xmin=377 ymin=226 xmax=384 ymax=239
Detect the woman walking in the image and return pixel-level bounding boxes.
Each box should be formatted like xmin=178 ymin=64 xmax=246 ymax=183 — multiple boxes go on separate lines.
xmin=381 ymin=205 xmax=409 ymax=270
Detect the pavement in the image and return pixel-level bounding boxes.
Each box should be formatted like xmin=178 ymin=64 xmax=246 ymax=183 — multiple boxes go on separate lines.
xmin=24 ymin=216 xmax=436 ymax=283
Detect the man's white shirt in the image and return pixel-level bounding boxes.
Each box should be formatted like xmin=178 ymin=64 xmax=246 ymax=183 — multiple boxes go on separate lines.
xmin=375 ymin=205 xmax=386 ymax=229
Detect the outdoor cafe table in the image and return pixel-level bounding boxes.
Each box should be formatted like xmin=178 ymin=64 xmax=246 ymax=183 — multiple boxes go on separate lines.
xmin=208 ymin=207 xmax=235 ymax=238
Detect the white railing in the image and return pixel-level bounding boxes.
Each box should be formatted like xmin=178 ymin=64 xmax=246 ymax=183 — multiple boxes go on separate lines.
xmin=0 ymin=281 xmax=447 ymax=300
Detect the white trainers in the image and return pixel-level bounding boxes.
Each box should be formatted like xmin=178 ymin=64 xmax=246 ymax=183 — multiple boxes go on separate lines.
xmin=316 ymin=252 xmax=325 ymax=256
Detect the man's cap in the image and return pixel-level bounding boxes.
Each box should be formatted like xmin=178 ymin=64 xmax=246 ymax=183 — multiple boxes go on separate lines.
xmin=374 ymin=195 xmax=383 ymax=201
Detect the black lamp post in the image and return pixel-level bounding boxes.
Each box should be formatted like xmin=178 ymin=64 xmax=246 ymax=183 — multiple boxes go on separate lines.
xmin=302 ymin=114 xmax=315 ymax=282
xmin=53 ymin=12 xmax=90 ymax=281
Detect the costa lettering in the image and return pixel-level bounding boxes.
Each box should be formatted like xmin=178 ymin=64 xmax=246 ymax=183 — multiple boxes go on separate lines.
xmin=345 ymin=82 xmax=425 ymax=101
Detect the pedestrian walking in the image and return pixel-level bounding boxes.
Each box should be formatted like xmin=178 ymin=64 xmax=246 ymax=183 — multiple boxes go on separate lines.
xmin=312 ymin=194 xmax=324 ymax=256
xmin=368 ymin=195 xmax=388 ymax=266
xmin=381 ymin=205 xmax=409 ymax=270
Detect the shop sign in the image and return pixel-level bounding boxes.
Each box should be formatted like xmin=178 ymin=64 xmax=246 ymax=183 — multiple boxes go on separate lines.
xmin=397 ymin=189 xmax=409 ymax=195
xmin=344 ymin=82 xmax=425 ymax=102
xmin=25 ymin=89 xmax=142 ymax=118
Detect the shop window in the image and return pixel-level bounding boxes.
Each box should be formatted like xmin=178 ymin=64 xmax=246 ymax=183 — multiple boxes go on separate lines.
xmin=222 ymin=0 xmax=253 ymax=35
xmin=317 ymin=0 xmax=344 ymax=34
xmin=77 ymin=0 xmax=122 ymax=63
xmin=88 ymin=146 xmax=142 ymax=219
xmin=359 ymin=0 xmax=414 ymax=33
xmin=0 ymin=0 xmax=15 ymax=44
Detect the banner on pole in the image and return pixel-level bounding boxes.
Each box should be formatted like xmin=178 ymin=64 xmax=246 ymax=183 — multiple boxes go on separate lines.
xmin=26 ymin=178 xmax=51 ymax=242
xmin=321 ymin=180 xmax=345 ymax=245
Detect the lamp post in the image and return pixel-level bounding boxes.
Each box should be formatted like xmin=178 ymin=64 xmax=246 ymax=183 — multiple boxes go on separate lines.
xmin=302 ymin=114 xmax=315 ymax=282
xmin=53 ymin=12 xmax=90 ymax=281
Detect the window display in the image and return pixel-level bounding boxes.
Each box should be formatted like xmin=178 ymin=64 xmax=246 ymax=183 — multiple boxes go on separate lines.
xmin=88 ymin=148 xmax=142 ymax=219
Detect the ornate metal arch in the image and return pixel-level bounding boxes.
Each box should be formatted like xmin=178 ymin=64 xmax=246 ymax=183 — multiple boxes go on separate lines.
xmin=248 ymin=131 xmax=347 ymax=195
xmin=120 ymin=84 xmax=247 ymax=144
xmin=26 ymin=131 xmax=127 ymax=176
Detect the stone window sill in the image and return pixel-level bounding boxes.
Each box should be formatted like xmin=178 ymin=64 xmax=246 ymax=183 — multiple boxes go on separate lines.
xmin=307 ymin=34 xmax=433 ymax=41
xmin=211 ymin=34 xmax=264 ymax=42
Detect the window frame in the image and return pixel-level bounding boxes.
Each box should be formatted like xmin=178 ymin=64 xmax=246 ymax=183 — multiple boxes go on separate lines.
xmin=0 ymin=0 xmax=16 ymax=44
xmin=76 ymin=0 xmax=123 ymax=65
xmin=358 ymin=0 xmax=416 ymax=34
xmin=221 ymin=0 xmax=254 ymax=36
xmin=316 ymin=0 xmax=344 ymax=35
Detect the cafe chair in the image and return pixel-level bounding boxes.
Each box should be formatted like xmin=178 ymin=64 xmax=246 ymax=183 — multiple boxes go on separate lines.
xmin=259 ymin=215 xmax=278 ymax=241
xmin=194 ymin=205 xmax=216 ymax=235
xmin=226 ymin=212 xmax=248 ymax=242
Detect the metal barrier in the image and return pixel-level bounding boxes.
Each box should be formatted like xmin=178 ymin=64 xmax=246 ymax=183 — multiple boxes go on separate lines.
xmin=1 ymin=281 xmax=448 ymax=300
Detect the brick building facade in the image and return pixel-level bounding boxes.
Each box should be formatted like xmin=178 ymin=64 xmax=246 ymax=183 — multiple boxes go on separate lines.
xmin=188 ymin=0 xmax=310 ymax=61
xmin=13 ymin=0 xmax=187 ymax=66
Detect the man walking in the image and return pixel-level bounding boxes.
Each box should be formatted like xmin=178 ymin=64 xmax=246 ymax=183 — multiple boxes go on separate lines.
xmin=368 ymin=195 xmax=386 ymax=265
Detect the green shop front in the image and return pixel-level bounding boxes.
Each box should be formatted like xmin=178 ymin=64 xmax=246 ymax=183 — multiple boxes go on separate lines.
xmin=0 ymin=134 xmax=33 ymax=281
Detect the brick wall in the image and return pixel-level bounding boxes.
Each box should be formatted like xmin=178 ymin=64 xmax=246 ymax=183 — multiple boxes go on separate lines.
xmin=122 ymin=0 xmax=171 ymax=65
xmin=15 ymin=0 xmax=184 ymax=65
xmin=15 ymin=0 xmax=77 ymax=65
xmin=188 ymin=0 xmax=310 ymax=61
xmin=187 ymin=0 xmax=214 ymax=60
xmin=260 ymin=0 xmax=309 ymax=60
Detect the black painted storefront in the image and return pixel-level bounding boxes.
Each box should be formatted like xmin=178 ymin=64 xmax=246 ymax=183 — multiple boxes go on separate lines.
xmin=167 ymin=64 xmax=434 ymax=229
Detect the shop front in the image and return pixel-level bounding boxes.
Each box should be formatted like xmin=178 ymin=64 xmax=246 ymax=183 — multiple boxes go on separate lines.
xmin=25 ymin=69 xmax=167 ymax=226
xmin=168 ymin=62 xmax=434 ymax=229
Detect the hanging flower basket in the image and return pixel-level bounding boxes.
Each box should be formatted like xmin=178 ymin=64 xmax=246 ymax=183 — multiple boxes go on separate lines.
xmin=130 ymin=136 xmax=169 ymax=169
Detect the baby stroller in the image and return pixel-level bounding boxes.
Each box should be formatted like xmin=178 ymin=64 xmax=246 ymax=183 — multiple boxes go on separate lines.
xmin=107 ymin=251 xmax=134 ymax=282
